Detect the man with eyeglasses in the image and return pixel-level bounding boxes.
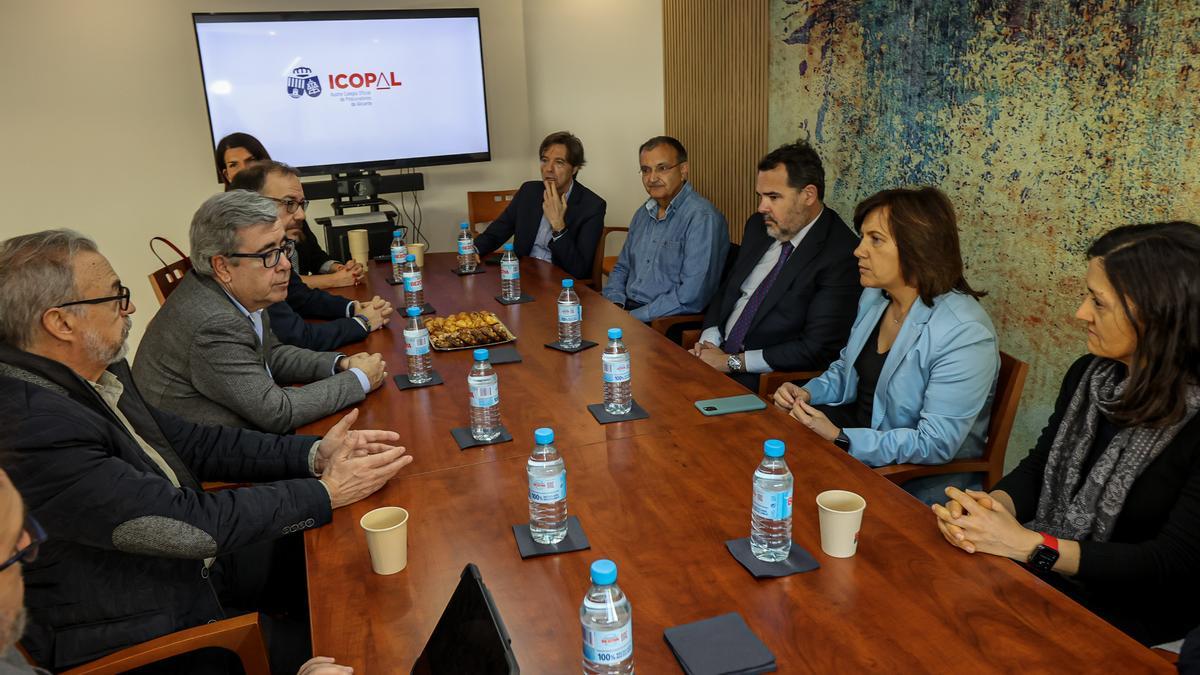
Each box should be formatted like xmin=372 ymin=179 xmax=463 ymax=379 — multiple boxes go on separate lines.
xmin=231 ymin=161 xmax=394 ymax=352
xmin=134 ymin=191 xmax=388 ymax=434
xmin=472 ymin=130 xmax=607 ymax=280
xmin=602 ymin=136 xmax=729 ymax=322
xmin=0 ymin=230 xmax=410 ymax=672
xmin=0 ymin=470 xmax=46 ymax=674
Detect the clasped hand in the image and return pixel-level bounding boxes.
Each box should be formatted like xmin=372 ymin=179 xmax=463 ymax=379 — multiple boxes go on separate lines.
xmin=931 ymin=487 xmax=1040 ymax=560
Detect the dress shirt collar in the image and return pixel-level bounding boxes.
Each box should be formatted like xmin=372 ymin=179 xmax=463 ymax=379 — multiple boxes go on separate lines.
xmin=641 ymin=181 xmax=694 ymax=221
xmin=220 ymin=287 xmax=260 ymax=320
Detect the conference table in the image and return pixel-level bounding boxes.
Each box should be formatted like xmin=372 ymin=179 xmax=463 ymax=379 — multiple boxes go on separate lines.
xmin=301 ymin=254 xmax=1167 ymax=673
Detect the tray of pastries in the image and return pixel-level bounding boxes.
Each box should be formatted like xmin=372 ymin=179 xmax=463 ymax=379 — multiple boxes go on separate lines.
xmin=425 ymin=311 xmax=516 ymax=350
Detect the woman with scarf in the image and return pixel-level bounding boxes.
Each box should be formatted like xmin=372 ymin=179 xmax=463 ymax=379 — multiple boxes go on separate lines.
xmin=933 ymin=221 xmax=1200 ymax=647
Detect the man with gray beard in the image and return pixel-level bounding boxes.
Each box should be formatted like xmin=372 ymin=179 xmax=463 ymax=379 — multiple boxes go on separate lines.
xmin=0 ymin=469 xmax=46 ymax=675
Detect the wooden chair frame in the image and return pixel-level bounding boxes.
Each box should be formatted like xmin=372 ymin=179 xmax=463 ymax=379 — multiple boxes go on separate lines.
xmin=589 ymin=225 xmax=628 ymax=290
xmin=466 ymin=189 xmax=517 ymax=237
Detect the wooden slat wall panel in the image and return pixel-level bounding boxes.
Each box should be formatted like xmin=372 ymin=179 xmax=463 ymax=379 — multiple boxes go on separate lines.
xmin=663 ymin=0 xmax=769 ymax=245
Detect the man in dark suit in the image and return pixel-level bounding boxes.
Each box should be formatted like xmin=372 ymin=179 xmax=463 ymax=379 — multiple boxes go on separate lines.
xmin=473 ymin=131 xmax=607 ymax=280
xmin=691 ymin=141 xmax=860 ymax=391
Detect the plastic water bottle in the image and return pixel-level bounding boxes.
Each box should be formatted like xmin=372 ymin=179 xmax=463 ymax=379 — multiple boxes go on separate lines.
xmin=457 ymin=223 xmax=477 ymax=273
xmin=402 ymin=254 xmax=424 ymax=310
xmin=580 ymin=559 xmax=634 ymax=675
xmin=527 ymin=427 xmax=567 ymax=544
xmin=403 ymin=306 xmax=433 ymax=385
xmin=751 ymin=439 xmax=793 ymax=562
xmin=468 ymin=348 xmax=501 ymax=441
xmin=557 ymin=279 xmax=582 ymax=348
xmin=602 ymin=328 xmax=632 ymax=415
xmin=500 ymin=243 xmax=521 ymax=301
xmin=390 ymin=229 xmax=407 ymax=282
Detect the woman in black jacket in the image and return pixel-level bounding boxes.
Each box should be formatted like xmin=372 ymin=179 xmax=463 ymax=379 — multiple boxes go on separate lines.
xmin=932 ymin=221 xmax=1200 ymax=646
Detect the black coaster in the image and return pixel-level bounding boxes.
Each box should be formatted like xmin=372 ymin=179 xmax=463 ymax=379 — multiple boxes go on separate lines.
xmin=494 ymin=293 xmax=535 ymax=305
xmin=385 ymin=276 xmax=403 ymax=286
xmin=393 ymin=370 xmax=444 ymax=390
xmin=511 ymin=516 xmax=590 ymax=559
xmin=398 ymin=302 xmax=436 ymax=315
xmin=450 ymin=425 xmax=513 ymax=450
xmin=725 ymin=538 xmax=819 ymax=579
xmin=487 ymin=346 xmax=522 ymax=365
xmin=587 ymin=400 xmax=649 ymax=424
xmin=544 ymin=339 xmax=599 ymax=353
xmin=452 ymin=268 xmax=487 ymax=276
xmin=664 ymin=613 xmax=777 ymax=675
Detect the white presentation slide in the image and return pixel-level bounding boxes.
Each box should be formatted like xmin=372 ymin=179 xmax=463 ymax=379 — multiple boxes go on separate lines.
xmin=195 ymin=13 xmax=490 ymax=173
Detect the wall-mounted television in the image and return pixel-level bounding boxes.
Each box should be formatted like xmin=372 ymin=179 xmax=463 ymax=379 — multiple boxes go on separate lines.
xmin=193 ymin=9 xmax=491 ymax=180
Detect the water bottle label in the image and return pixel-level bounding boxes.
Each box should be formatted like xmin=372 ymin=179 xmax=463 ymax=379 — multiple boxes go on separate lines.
xmin=527 ymin=467 xmax=566 ymax=503
xmin=468 ymin=375 xmax=499 ymax=407
xmin=558 ymin=303 xmax=581 ymax=323
xmin=601 ymin=353 xmax=631 ymax=383
xmin=582 ymin=619 xmax=633 ymax=664
xmin=457 ymin=239 xmax=476 ymax=255
xmin=752 ymin=482 xmax=793 ymax=521
xmin=402 ymin=272 xmax=423 ymax=292
xmin=403 ymin=328 xmax=430 ymax=356
xmin=500 ymin=260 xmax=520 ymax=280
xmin=390 ymin=245 xmax=407 ymax=263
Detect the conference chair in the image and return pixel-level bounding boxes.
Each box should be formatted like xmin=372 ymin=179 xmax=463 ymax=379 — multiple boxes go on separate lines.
xmin=466 ymin=189 xmax=517 ymax=237
xmin=874 ymin=351 xmax=1029 ymax=491
xmin=19 ymin=612 xmax=270 ymax=675
xmin=588 ymin=224 xmax=629 ymax=291
xmin=677 ymin=328 xmax=823 ymax=400
xmin=148 ymin=237 xmax=192 ymax=305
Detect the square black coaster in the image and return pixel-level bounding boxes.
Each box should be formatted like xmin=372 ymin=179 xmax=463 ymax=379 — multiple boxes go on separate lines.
xmin=397 ymin=302 xmax=435 ymax=315
xmin=664 ymin=612 xmax=777 ymax=675
xmin=452 ymin=268 xmax=487 ymax=276
xmin=450 ymin=425 xmax=513 ymax=450
xmin=511 ymin=516 xmax=590 ymax=559
xmin=724 ymin=538 xmax=819 ymax=579
xmin=393 ymin=370 xmax=444 ymax=390
xmin=587 ymin=400 xmax=649 ymax=424
xmin=487 ymin=346 xmax=522 ymax=365
xmin=544 ymin=339 xmax=599 ymax=353
xmin=494 ymin=293 xmax=535 ymax=305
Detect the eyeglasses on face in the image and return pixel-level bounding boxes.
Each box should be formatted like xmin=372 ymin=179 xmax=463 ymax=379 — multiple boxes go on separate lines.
xmin=55 ymin=284 xmax=131 ymax=312
xmin=266 ymin=196 xmax=309 ymax=214
xmin=227 ymin=238 xmax=296 ymax=269
xmin=0 ymin=514 xmax=46 ymax=573
xmin=638 ymin=162 xmax=682 ymax=177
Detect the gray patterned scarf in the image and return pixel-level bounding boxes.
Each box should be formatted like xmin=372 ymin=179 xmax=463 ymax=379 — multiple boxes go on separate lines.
xmin=1031 ymin=358 xmax=1200 ymax=542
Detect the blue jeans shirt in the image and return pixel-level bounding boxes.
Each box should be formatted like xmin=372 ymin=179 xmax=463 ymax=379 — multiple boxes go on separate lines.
xmin=602 ymin=182 xmax=729 ymax=322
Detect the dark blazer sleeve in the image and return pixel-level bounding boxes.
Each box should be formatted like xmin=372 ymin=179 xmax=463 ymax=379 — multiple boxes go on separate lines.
xmin=284 ymin=271 xmax=354 ymax=319
xmin=549 ymin=186 xmax=606 ymax=280
xmin=475 ymin=182 xmax=538 ymax=257
xmin=267 ymin=300 xmax=367 ymax=351
xmin=297 ymin=220 xmax=335 ymax=274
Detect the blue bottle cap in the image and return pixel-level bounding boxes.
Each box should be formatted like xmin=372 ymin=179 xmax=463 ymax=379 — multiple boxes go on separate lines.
xmin=562 ymin=279 xmax=574 ymax=288
xmin=460 ymin=222 xmax=469 ymax=229
xmin=764 ymin=439 xmax=786 ymax=458
xmin=406 ymin=306 xmax=421 ymax=317
xmin=393 ymin=229 xmax=404 ymax=237
xmin=406 ymin=254 xmax=416 ymax=262
xmin=503 ymin=243 xmax=514 ymax=251
xmin=590 ymin=559 xmax=617 ymax=585
xmin=473 ymin=348 xmax=489 ymax=361
xmin=607 ymin=328 xmax=622 ymax=340
xmin=534 ymin=427 xmax=554 ymax=445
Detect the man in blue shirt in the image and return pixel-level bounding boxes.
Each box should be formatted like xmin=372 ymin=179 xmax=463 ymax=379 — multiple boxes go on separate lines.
xmin=602 ymin=136 xmax=729 ymax=322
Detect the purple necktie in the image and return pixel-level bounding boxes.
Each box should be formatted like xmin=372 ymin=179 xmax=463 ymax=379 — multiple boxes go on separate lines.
xmin=723 ymin=241 xmax=794 ymax=354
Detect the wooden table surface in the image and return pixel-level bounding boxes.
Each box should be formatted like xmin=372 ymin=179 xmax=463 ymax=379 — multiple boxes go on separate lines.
xmin=302 ymin=255 xmax=1167 ymax=674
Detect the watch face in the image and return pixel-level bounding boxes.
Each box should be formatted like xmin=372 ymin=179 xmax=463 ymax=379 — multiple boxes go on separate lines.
xmin=1029 ymin=545 xmax=1060 ymax=573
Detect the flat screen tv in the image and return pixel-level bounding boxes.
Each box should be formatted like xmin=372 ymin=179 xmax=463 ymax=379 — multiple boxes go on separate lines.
xmin=193 ymin=9 xmax=491 ymax=180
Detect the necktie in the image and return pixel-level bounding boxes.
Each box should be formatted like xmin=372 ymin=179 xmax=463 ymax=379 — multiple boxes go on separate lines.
xmin=723 ymin=241 xmax=794 ymax=355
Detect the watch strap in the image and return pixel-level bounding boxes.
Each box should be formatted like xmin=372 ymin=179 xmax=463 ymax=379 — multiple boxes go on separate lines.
xmin=1040 ymin=532 xmax=1059 ymax=551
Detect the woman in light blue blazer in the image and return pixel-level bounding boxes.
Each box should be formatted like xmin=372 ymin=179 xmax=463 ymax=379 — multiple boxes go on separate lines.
xmin=773 ymin=187 xmax=999 ymax=503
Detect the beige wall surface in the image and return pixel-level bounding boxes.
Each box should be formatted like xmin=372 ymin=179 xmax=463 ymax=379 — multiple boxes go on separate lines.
xmin=0 ymin=1 xmax=663 ymax=350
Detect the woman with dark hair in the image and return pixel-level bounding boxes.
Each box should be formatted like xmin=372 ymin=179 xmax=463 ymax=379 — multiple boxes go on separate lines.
xmin=215 ymin=132 xmax=271 ymax=187
xmin=773 ymin=187 xmax=999 ymax=503
xmin=933 ymin=221 xmax=1200 ymax=646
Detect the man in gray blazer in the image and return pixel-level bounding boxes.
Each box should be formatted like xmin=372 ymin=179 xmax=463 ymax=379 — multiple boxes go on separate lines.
xmin=134 ymin=191 xmax=387 ymax=433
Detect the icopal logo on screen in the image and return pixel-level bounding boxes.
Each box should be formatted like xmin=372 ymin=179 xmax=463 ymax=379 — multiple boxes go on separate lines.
xmin=326 ymin=70 xmax=403 ymax=91
xmin=286 ymin=67 xmax=322 ymax=99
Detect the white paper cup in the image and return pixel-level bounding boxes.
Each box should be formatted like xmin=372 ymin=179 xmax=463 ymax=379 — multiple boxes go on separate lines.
xmin=408 ymin=242 xmax=426 ymax=268
xmin=816 ymin=490 xmax=866 ymax=558
xmin=360 ymin=506 xmax=409 ymax=575
xmin=348 ymin=229 xmax=370 ymax=266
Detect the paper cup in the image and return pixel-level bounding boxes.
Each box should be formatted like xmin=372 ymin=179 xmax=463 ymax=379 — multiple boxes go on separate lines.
xmin=348 ymin=229 xmax=370 ymax=266
xmin=408 ymin=242 xmax=426 ymax=268
xmin=816 ymin=490 xmax=866 ymax=558
xmin=360 ymin=506 xmax=409 ymax=575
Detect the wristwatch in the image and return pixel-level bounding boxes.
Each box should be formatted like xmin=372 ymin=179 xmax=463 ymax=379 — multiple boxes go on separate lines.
xmin=1027 ymin=532 xmax=1060 ymax=572
xmin=833 ymin=431 xmax=851 ymax=451
xmin=354 ymin=313 xmax=371 ymax=332
xmin=726 ymin=353 xmax=744 ymax=373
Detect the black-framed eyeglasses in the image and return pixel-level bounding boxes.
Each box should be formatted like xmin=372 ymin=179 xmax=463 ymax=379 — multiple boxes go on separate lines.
xmin=55 ymin=284 xmax=131 ymax=312
xmin=638 ymin=162 xmax=682 ymax=177
xmin=266 ymin=196 xmax=310 ymax=214
xmin=227 ymin=238 xmax=296 ymax=269
xmin=0 ymin=514 xmax=46 ymax=572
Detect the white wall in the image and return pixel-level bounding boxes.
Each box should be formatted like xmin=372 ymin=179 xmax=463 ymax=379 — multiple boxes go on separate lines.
xmin=0 ymin=0 xmax=663 ymax=349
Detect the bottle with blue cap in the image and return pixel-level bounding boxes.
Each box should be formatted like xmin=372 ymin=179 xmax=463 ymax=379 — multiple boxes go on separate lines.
xmin=390 ymin=229 xmax=407 ymax=282
xmin=457 ymin=222 xmax=477 ymax=273
xmin=751 ymin=439 xmax=793 ymax=562
xmin=468 ymin=348 xmax=501 ymax=441
xmin=527 ymin=427 xmax=567 ymax=544
xmin=403 ymin=306 xmax=432 ymax=384
xmin=580 ymin=559 xmax=634 ymax=674
xmin=557 ymin=278 xmax=582 ymax=348
xmin=500 ymin=243 xmax=521 ymax=301
xmin=401 ymin=254 xmax=424 ymax=309
xmin=602 ymin=327 xmax=631 ymax=415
